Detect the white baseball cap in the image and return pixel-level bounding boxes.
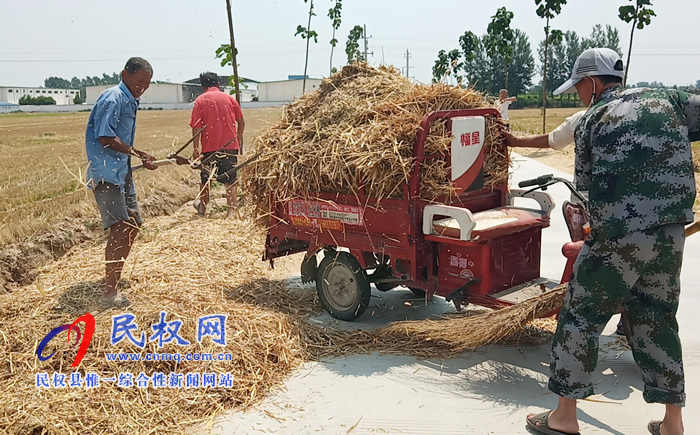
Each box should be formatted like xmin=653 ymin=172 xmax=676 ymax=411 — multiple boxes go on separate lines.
xmin=553 ymin=48 xmax=625 ymax=96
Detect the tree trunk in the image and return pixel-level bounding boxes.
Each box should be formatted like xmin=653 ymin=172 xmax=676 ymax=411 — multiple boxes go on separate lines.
xmin=623 ymin=5 xmax=639 ymax=87
xmin=225 ymin=0 xmax=241 ymax=105
xmin=505 ymin=62 xmax=509 ymax=92
xmin=542 ymin=18 xmax=549 ymax=134
xmin=302 ymin=0 xmax=314 ymax=94
xmin=330 ymin=29 xmax=336 ymax=75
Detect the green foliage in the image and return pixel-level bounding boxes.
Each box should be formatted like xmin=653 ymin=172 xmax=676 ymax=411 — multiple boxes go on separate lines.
xmin=535 ymin=0 xmax=568 ymax=19
xmin=619 ymin=0 xmax=655 ymax=85
xmin=538 ymin=25 xmax=622 ymax=93
xmin=18 ymin=95 xmax=56 ymax=105
xmin=42 ymin=73 xmax=119 ymax=95
xmin=584 ymin=24 xmax=622 ymax=54
xmin=327 ymin=0 xmax=342 ymax=47
xmin=215 ymin=44 xmax=239 ymax=68
xmin=295 ymin=0 xmax=318 ymax=43
xmin=434 ymin=29 xmax=534 ymax=96
xmin=44 ymin=77 xmax=72 ymax=89
xmin=619 ymin=0 xmax=655 ymax=29
xmin=327 ymin=0 xmax=342 ymax=74
xmin=459 ymin=31 xmax=480 ymax=85
xmin=73 ymin=93 xmax=83 ymax=105
xmin=432 ymin=50 xmax=449 ymax=83
xmin=485 ymin=7 xmax=515 ymax=75
xmin=215 ymin=44 xmax=246 ymax=92
xmin=346 ymin=25 xmax=364 ymax=64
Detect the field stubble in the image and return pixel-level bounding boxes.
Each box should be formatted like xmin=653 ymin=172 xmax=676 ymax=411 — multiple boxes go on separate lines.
xmin=0 ymin=108 xmax=281 ymax=290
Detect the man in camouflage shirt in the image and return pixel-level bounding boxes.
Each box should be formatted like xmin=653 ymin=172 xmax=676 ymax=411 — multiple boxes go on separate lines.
xmin=526 ymin=48 xmax=698 ymax=435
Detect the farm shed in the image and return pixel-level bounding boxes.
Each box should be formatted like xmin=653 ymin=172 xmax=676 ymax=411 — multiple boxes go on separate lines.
xmin=0 ymin=86 xmax=79 ymax=105
xmin=85 ymin=82 xmax=202 ymax=105
xmin=257 ymin=77 xmax=323 ymax=102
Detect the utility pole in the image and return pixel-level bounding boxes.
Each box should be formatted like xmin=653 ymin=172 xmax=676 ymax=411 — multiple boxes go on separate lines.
xmin=362 ymin=24 xmax=373 ymax=61
xmin=225 ymin=0 xmax=241 ymax=104
xmin=404 ymin=49 xmax=412 ymax=78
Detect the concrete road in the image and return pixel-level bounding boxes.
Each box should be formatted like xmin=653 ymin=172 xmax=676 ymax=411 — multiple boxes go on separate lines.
xmin=200 ymin=154 xmax=700 ymax=434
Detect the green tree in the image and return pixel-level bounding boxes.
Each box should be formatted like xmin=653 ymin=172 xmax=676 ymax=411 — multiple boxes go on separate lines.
xmin=619 ymin=0 xmax=655 ymax=86
xmin=508 ymin=29 xmax=536 ymax=96
xmin=478 ymin=30 xmax=535 ymax=96
xmin=539 ymin=25 xmax=622 ymax=94
xmin=295 ymin=0 xmax=318 ymax=93
xmin=432 ymin=50 xmax=450 ymax=83
xmin=583 ymin=24 xmax=621 ymax=54
xmin=328 ymin=0 xmax=342 ymax=75
xmin=535 ymin=0 xmax=568 ymax=133
xmin=73 ymin=93 xmax=83 ymax=105
xmin=215 ymin=44 xmax=246 ymax=91
xmin=485 ymin=7 xmax=515 ymax=89
xmin=44 ymin=77 xmax=71 ymax=89
xmin=345 ymin=25 xmax=364 ymax=64
xmin=459 ymin=31 xmax=480 ymax=86
xmin=35 ymin=96 xmax=56 ymax=105
xmin=18 ymin=95 xmax=56 ymax=105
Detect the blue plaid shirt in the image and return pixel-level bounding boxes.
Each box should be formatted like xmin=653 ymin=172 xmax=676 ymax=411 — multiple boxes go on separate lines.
xmin=85 ymin=82 xmax=140 ymax=193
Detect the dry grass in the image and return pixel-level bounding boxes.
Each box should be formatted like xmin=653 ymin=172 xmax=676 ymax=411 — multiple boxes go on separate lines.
xmin=0 ymin=206 xmax=316 ymax=434
xmin=241 ymin=63 xmax=508 ymax=218
xmin=0 ymin=198 xmax=560 ymax=434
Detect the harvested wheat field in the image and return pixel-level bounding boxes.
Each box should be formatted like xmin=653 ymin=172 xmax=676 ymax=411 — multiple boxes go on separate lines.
xmin=242 ymin=63 xmax=509 ymax=216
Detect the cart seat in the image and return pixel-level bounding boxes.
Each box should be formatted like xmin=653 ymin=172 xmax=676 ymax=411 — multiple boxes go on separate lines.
xmin=433 ymin=206 xmax=549 ymax=240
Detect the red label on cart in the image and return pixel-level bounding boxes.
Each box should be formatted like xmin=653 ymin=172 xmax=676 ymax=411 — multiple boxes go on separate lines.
xmin=288 ymin=200 xmax=364 ymax=229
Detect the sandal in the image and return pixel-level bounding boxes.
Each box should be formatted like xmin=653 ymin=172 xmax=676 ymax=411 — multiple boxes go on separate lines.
xmin=100 ymin=292 xmax=131 ymax=308
xmin=526 ymin=411 xmax=580 ymax=435
xmin=648 ymin=420 xmax=662 ymax=435
xmin=193 ymin=199 xmax=205 ymax=216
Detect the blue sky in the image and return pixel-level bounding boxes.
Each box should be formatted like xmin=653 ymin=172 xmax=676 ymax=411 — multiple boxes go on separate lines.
xmin=1 ymin=0 xmax=698 ymax=88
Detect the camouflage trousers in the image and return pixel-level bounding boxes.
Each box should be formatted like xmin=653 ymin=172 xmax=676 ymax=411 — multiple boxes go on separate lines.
xmin=549 ymin=223 xmax=686 ymax=406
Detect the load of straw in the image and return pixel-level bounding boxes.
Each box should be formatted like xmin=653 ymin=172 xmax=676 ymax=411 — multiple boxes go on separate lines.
xmin=241 ymin=63 xmax=508 ymax=216
xmin=0 ymin=206 xmax=319 ymax=434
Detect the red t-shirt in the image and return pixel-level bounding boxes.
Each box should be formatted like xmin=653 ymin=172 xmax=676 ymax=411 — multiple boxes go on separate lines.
xmin=189 ymin=87 xmax=244 ymax=152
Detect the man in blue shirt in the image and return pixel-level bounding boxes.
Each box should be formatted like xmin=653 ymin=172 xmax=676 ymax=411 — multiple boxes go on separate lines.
xmin=85 ymin=57 xmax=156 ymax=307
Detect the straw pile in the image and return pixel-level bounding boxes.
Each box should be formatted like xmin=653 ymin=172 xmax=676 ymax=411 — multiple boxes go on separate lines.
xmin=0 ymin=197 xmax=561 ymax=433
xmin=0 ymin=206 xmax=319 ymax=434
xmin=241 ymin=63 xmax=508 ymax=216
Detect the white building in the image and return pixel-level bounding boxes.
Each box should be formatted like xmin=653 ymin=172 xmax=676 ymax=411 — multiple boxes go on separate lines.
xmin=257 ymin=77 xmax=323 ymax=102
xmin=184 ymin=76 xmax=259 ymax=103
xmin=0 ymin=86 xmax=79 ymax=105
xmin=85 ymin=83 xmax=202 ymax=105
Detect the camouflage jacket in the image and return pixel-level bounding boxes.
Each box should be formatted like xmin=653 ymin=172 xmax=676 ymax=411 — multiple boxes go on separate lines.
xmin=574 ymin=86 xmax=699 ymax=239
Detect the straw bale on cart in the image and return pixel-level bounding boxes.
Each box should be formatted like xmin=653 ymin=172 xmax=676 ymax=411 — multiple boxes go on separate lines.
xmin=242 ymin=63 xmax=508 ymax=217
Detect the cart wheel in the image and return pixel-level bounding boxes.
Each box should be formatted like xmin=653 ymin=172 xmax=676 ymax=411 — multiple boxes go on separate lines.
xmin=316 ymin=252 xmax=371 ymax=321
xmin=408 ymin=287 xmax=426 ymax=298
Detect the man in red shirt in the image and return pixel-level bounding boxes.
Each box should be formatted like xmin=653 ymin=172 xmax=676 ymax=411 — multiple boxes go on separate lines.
xmin=190 ymin=72 xmax=245 ymax=218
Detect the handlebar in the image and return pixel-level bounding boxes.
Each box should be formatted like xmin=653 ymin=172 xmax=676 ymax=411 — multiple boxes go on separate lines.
xmin=518 ymin=174 xmax=553 ymax=188
xmin=518 ymin=174 xmax=589 ymax=209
